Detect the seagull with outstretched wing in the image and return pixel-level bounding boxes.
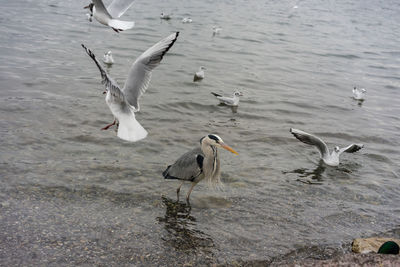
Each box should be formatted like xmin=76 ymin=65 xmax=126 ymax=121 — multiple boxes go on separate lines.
xmin=290 ymin=128 xmax=364 ymax=166
xmin=84 ymin=0 xmax=136 ymax=32
xmin=81 ymin=32 xmax=179 ymax=142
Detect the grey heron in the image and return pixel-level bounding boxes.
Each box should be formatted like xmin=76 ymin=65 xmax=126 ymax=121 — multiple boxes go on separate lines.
xmin=211 ymin=90 xmax=243 ymax=106
xmin=84 ymin=0 xmax=135 ymax=33
xmin=290 ymin=128 xmax=364 ymax=166
xmin=81 ymin=32 xmax=179 ymax=142
xmin=163 ymin=134 xmax=238 ymax=202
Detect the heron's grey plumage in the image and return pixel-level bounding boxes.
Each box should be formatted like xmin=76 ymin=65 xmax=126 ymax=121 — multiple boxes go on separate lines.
xmin=290 ymin=128 xmax=364 ymax=166
xmin=163 ymin=148 xmax=204 ymax=182
xmin=163 ymin=134 xmax=237 ymax=202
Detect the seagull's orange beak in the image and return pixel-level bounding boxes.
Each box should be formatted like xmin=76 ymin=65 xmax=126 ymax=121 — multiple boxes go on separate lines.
xmin=84 ymin=5 xmax=90 ymax=9
xmin=220 ymin=143 xmax=238 ymax=155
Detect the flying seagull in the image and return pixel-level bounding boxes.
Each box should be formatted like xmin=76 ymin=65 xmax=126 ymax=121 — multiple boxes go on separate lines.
xmin=84 ymin=0 xmax=135 ymax=32
xmin=290 ymin=128 xmax=363 ymax=166
xmin=81 ymin=32 xmax=179 ymax=142
xmin=163 ymin=134 xmax=238 ymax=202
xmin=211 ymin=90 xmax=243 ymax=106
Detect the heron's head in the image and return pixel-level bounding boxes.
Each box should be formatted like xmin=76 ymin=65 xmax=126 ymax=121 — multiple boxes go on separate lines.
xmin=84 ymin=3 xmax=94 ymax=11
xmin=200 ymin=134 xmax=238 ymax=154
xmin=334 ymin=146 xmax=340 ymax=153
xmin=234 ymin=90 xmax=243 ymax=97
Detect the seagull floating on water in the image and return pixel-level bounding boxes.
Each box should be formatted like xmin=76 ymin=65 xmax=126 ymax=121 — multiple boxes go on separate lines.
xmin=160 ymin=12 xmax=171 ymax=20
xmin=290 ymin=128 xmax=364 ymax=166
xmin=353 ymin=86 xmax=366 ymax=100
xmin=84 ymin=0 xmax=135 ymax=33
xmin=211 ymin=90 xmax=243 ymax=106
xmin=102 ymin=51 xmax=114 ymax=65
xmin=86 ymin=13 xmax=93 ymax=22
xmin=193 ymin=66 xmax=206 ymax=82
xmin=182 ymin=17 xmax=192 ymax=23
xmin=163 ymin=134 xmax=238 ymax=202
xmin=81 ymin=32 xmax=179 ymax=142
xmin=212 ymin=26 xmax=222 ymax=36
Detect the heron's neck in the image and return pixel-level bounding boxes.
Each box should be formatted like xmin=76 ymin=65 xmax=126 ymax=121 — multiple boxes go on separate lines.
xmin=201 ymin=143 xmax=216 ymax=158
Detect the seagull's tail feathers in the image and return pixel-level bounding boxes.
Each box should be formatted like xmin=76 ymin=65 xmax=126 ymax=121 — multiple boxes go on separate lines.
xmin=108 ymin=19 xmax=135 ymax=31
xmin=117 ymin=114 xmax=148 ymax=142
xmin=211 ymin=92 xmax=222 ymax=97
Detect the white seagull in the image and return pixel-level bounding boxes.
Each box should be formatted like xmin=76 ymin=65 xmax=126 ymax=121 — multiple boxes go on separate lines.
xmin=212 ymin=26 xmax=222 ymax=35
xmin=102 ymin=51 xmax=114 ymax=65
xmin=81 ymin=32 xmax=179 ymax=142
xmin=353 ymin=86 xmax=366 ymax=100
xmin=84 ymin=0 xmax=135 ymax=33
xmin=160 ymin=12 xmax=172 ymax=20
xmin=211 ymin=90 xmax=243 ymax=106
xmin=182 ymin=17 xmax=192 ymax=23
xmin=193 ymin=66 xmax=206 ymax=82
xmin=290 ymin=128 xmax=364 ymax=166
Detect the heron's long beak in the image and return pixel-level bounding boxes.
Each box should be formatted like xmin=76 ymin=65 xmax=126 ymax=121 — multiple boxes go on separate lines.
xmin=220 ymin=143 xmax=238 ymax=155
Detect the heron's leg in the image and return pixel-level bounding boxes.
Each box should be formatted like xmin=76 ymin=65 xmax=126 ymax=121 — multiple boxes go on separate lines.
xmin=186 ymin=182 xmax=198 ymax=203
xmin=176 ymin=181 xmax=184 ymax=200
xmin=101 ymin=119 xmax=116 ymax=130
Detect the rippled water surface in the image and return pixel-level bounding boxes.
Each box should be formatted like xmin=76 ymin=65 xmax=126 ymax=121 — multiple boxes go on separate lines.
xmin=1 ymin=0 xmax=400 ymax=265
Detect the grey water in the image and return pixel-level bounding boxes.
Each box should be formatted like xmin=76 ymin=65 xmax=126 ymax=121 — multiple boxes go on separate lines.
xmin=1 ymin=0 xmax=400 ymax=265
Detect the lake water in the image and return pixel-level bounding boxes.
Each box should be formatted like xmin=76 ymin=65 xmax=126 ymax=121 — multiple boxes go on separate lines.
xmin=1 ymin=0 xmax=399 ymax=265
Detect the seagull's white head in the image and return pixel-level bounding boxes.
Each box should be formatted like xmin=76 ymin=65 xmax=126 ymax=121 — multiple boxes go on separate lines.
xmin=334 ymin=146 xmax=340 ymax=153
xmin=234 ymin=90 xmax=243 ymax=97
xmin=199 ymin=66 xmax=206 ymax=71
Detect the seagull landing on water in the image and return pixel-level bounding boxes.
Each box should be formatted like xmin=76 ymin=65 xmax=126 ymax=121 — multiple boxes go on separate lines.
xmin=84 ymin=0 xmax=135 ymax=33
xmin=212 ymin=26 xmax=222 ymax=36
xmin=182 ymin=17 xmax=192 ymax=23
xmin=193 ymin=66 xmax=206 ymax=82
xmin=102 ymin=51 xmax=114 ymax=65
xmin=211 ymin=90 xmax=243 ymax=106
xmin=160 ymin=12 xmax=172 ymax=20
xmin=290 ymin=128 xmax=364 ymax=167
xmin=81 ymin=32 xmax=179 ymax=142
xmin=163 ymin=134 xmax=238 ymax=203
xmin=353 ymin=86 xmax=366 ymax=100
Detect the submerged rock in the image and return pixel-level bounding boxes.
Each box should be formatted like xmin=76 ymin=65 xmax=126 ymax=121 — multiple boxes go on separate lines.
xmin=352 ymin=237 xmax=400 ymax=254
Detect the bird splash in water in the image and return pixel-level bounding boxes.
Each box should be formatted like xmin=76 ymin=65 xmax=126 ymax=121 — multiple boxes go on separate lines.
xmin=163 ymin=134 xmax=238 ymax=203
xmin=84 ymin=0 xmax=135 ymax=33
xmin=81 ymin=32 xmax=179 ymax=142
xmin=290 ymin=128 xmax=364 ymax=166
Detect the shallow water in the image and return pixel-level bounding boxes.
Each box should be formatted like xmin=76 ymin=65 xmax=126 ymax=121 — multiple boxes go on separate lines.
xmin=1 ymin=0 xmax=400 ymax=265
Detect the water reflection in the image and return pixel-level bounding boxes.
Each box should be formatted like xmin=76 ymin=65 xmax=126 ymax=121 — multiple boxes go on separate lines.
xmin=283 ymin=163 xmax=326 ymax=184
xmin=217 ymin=103 xmax=238 ymax=113
xmin=157 ymin=196 xmax=215 ymax=252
